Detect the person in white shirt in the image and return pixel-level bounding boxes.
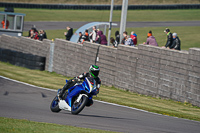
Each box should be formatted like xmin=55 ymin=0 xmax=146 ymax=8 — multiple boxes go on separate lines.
xmin=89 ymin=26 xmax=97 ymax=43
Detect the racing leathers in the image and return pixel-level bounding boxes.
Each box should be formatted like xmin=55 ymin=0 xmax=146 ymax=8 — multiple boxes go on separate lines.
xmin=58 ymin=72 xmax=101 ymax=100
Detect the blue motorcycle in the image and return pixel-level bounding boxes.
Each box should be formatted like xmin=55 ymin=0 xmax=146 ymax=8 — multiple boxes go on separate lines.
xmin=50 ymin=77 xmax=98 ymax=115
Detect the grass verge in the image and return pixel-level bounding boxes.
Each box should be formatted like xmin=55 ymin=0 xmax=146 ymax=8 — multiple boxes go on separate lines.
xmin=1 ymin=8 xmax=200 ymax=22
xmin=0 ymin=117 xmax=116 ymax=133
xmin=0 ymin=61 xmax=200 ymax=121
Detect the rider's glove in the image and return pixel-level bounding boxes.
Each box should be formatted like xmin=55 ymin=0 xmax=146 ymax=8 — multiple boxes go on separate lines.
xmin=73 ymin=77 xmax=80 ymax=82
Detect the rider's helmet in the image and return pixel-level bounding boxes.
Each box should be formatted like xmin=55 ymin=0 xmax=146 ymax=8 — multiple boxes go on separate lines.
xmin=89 ymin=65 xmax=100 ymax=78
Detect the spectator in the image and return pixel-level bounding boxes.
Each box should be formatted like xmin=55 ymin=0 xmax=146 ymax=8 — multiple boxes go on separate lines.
xmin=95 ymin=31 xmax=107 ymax=45
xmin=30 ymin=30 xmax=39 ymax=40
xmin=130 ymin=31 xmax=137 ymax=45
xmin=64 ymin=26 xmax=73 ymax=41
xmin=82 ymin=29 xmax=90 ymax=42
xmin=89 ymin=26 xmax=97 ymax=43
xmin=28 ymin=25 xmax=38 ymax=37
xmin=43 ymin=30 xmax=47 ymax=39
xmin=77 ymin=32 xmax=83 ymax=44
xmin=110 ymin=37 xmax=118 ymax=48
xmin=170 ymin=33 xmax=181 ymax=51
xmin=115 ymin=31 xmax=120 ymax=44
xmin=124 ymin=35 xmax=134 ymax=46
xmin=121 ymin=31 xmax=128 ymax=44
xmin=164 ymin=28 xmax=173 ymax=48
xmin=1 ymin=17 xmax=9 ymax=29
xmin=143 ymin=30 xmax=158 ymax=46
xmin=97 ymin=29 xmax=100 ymax=32
xmin=38 ymin=30 xmax=47 ymax=41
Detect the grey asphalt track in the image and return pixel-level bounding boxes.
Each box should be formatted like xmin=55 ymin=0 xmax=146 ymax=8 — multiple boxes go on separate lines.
xmin=24 ymin=21 xmax=200 ymax=31
xmin=0 ymin=77 xmax=200 ymax=133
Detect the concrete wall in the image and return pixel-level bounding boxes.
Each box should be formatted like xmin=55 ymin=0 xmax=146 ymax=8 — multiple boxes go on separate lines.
xmin=0 ymin=34 xmax=199 ymax=106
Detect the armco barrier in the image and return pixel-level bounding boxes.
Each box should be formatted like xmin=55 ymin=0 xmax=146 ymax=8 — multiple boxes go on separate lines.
xmin=0 ymin=2 xmax=200 ymax=10
xmin=0 ymin=34 xmax=199 ymax=106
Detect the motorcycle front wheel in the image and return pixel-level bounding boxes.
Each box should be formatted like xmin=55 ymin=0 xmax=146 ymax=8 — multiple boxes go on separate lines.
xmin=50 ymin=96 xmax=61 ymax=113
xmin=71 ymin=95 xmax=88 ymax=115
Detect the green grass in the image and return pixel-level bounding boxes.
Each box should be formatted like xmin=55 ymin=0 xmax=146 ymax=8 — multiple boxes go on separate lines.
xmin=0 ymin=61 xmax=200 ymax=121
xmin=23 ymin=26 xmax=200 ymax=50
xmin=1 ymin=8 xmax=200 ymax=22
xmin=0 ymin=117 xmax=116 ymax=133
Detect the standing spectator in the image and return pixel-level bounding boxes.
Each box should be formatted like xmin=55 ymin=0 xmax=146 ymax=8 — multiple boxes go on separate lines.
xmin=1 ymin=17 xmax=9 ymax=29
xmin=110 ymin=37 xmax=118 ymax=48
xmin=95 ymin=31 xmax=107 ymax=45
xmin=38 ymin=30 xmax=47 ymax=41
xmin=121 ymin=31 xmax=128 ymax=44
xmin=89 ymin=26 xmax=97 ymax=43
xmin=130 ymin=31 xmax=137 ymax=45
xmin=124 ymin=36 xmax=134 ymax=46
xmin=115 ymin=31 xmax=120 ymax=44
xmin=82 ymin=29 xmax=90 ymax=42
xmin=143 ymin=30 xmax=158 ymax=46
xmin=170 ymin=33 xmax=181 ymax=51
xmin=43 ymin=30 xmax=47 ymax=39
xmin=164 ymin=28 xmax=173 ymax=48
xmin=64 ymin=26 xmax=73 ymax=41
xmin=77 ymin=32 xmax=83 ymax=44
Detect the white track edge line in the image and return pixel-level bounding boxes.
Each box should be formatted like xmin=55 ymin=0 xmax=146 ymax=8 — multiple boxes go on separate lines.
xmin=0 ymin=75 xmax=199 ymax=123
xmin=0 ymin=76 xmax=57 ymax=92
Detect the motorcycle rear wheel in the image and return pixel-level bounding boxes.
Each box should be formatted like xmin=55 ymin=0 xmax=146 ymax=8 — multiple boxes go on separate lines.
xmin=71 ymin=95 xmax=88 ymax=115
xmin=50 ymin=96 xmax=61 ymax=113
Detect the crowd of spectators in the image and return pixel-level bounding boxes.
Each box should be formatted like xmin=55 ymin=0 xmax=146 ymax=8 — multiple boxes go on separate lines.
xmin=77 ymin=26 xmax=108 ymax=45
xmin=65 ymin=26 xmax=181 ymax=51
xmin=110 ymin=28 xmax=181 ymax=51
xmin=27 ymin=25 xmax=47 ymax=41
xmin=27 ymin=24 xmax=180 ymax=51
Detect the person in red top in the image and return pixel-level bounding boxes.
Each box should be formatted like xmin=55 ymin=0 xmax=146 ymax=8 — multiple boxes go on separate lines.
xmin=29 ymin=30 xmax=39 ymax=40
xmin=1 ymin=18 xmax=9 ymax=29
xmin=130 ymin=31 xmax=137 ymax=45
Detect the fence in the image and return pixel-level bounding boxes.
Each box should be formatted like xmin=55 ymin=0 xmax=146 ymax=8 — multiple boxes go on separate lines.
xmin=0 ymin=2 xmax=200 ymax=10
xmin=0 ymin=34 xmax=199 ymax=107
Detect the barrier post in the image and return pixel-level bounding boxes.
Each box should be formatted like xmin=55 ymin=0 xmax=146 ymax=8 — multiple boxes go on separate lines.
xmin=48 ymin=39 xmax=55 ymax=72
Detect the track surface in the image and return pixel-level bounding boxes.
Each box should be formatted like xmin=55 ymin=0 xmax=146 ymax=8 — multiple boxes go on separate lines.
xmin=0 ymin=77 xmax=200 ymax=133
xmin=24 ymin=21 xmax=200 ymax=31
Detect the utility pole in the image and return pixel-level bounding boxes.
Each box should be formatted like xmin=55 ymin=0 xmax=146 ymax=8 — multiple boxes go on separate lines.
xmin=119 ymin=0 xmax=128 ymax=43
xmin=107 ymin=0 xmax=114 ymax=46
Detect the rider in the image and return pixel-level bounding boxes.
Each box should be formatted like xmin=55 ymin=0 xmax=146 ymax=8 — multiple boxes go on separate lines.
xmin=58 ymin=65 xmax=101 ymax=101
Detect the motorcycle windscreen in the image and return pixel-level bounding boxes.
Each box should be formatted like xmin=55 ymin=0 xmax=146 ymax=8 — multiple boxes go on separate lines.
xmin=84 ymin=77 xmax=97 ymax=93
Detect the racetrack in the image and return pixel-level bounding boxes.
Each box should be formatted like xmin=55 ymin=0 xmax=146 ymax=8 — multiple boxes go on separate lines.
xmin=24 ymin=21 xmax=200 ymax=31
xmin=0 ymin=77 xmax=200 ymax=133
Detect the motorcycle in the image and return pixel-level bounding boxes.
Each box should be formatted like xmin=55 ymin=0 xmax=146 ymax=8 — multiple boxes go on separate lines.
xmin=50 ymin=77 xmax=98 ymax=115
